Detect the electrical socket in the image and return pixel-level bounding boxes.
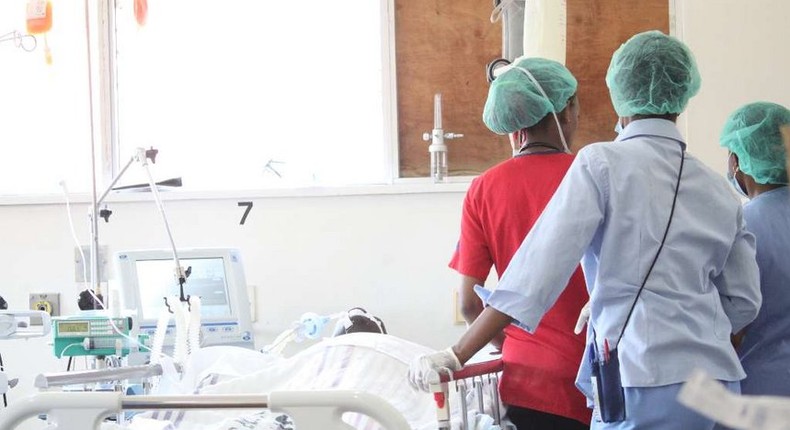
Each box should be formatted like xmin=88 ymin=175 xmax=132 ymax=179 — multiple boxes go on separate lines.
xmin=75 ymin=245 xmax=109 ymax=283
xmin=29 ymin=292 xmax=60 ymax=321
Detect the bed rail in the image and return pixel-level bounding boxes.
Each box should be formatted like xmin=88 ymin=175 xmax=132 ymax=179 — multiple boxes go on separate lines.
xmin=0 ymin=390 xmax=411 ymax=430
xmin=35 ymin=363 xmax=165 ymax=388
xmin=431 ymin=358 xmax=504 ymax=430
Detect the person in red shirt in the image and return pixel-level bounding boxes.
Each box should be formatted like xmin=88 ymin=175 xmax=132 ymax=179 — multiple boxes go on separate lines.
xmin=444 ymin=57 xmax=590 ymax=429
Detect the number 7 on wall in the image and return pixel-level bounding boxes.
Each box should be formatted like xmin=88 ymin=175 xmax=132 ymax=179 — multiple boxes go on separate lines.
xmin=238 ymin=201 xmax=253 ymax=225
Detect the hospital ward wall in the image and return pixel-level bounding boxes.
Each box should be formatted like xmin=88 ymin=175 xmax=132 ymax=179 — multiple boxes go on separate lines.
xmin=1 ymin=2 xmax=790 ymax=429
xmin=0 ymin=191 xmax=472 ymax=429
xmin=675 ymin=0 xmax=790 ymax=170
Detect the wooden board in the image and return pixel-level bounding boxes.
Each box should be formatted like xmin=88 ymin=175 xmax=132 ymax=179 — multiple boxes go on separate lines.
xmin=566 ymin=0 xmax=670 ymax=151
xmin=395 ymin=0 xmax=508 ymax=178
xmin=395 ymin=0 xmax=669 ymax=177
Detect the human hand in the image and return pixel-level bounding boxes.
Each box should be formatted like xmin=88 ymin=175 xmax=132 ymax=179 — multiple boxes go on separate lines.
xmin=574 ymin=301 xmax=591 ymax=335
xmin=407 ymin=347 xmax=462 ymax=392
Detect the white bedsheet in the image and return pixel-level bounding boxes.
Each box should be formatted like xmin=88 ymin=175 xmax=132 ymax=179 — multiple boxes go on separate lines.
xmin=109 ymin=333 xmax=507 ymax=430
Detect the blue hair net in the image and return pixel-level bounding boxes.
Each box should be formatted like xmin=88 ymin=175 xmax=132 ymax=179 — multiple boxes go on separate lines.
xmin=483 ymin=57 xmax=577 ymax=134
xmin=720 ymin=102 xmax=790 ymax=184
xmin=606 ymin=31 xmax=701 ymax=117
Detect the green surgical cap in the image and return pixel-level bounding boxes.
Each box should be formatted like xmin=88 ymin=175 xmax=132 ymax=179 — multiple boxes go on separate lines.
xmin=720 ymin=102 xmax=790 ymax=185
xmin=483 ymin=57 xmax=577 ymax=134
xmin=606 ymin=30 xmax=701 ymax=117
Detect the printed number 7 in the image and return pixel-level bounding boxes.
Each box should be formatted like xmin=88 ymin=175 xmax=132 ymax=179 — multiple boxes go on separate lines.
xmin=238 ymin=201 xmax=253 ymax=225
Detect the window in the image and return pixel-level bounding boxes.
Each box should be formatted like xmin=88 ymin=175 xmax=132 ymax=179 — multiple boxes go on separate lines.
xmin=113 ymin=0 xmax=392 ymax=190
xmin=0 ymin=1 xmax=97 ymax=195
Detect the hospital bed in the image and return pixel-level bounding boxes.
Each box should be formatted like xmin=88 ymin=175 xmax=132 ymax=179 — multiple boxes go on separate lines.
xmin=1 ymin=357 xmax=506 ymax=430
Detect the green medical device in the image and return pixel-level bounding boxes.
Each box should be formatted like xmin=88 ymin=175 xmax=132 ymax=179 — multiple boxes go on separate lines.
xmin=52 ymin=316 xmax=135 ymax=357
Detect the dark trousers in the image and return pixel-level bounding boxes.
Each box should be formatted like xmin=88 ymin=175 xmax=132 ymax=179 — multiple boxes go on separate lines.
xmin=507 ymin=406 xmax=590 ymax=430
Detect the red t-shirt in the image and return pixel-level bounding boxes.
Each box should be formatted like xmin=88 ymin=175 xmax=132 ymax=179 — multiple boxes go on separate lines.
xmin=449 ymin=153 xmax=590 ymax=424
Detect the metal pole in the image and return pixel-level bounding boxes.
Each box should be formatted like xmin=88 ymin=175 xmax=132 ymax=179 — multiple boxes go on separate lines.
xmin=84 ymin=0 xmax=102 ymax=298
xmin=459 ymin=383 xmax=469 ymax=430
xmin=35 ymin=364 xmax=164 ymax=389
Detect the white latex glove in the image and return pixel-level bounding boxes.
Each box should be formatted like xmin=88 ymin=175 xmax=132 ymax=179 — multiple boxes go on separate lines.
xmin=407 ymin=347 xmax=462 ymax=392
xmin=574 ymin=301 xmax=591 ymax=335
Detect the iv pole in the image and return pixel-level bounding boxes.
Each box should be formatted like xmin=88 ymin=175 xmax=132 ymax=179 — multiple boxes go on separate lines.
xmin=83 ymin=0 xmax=187 ymax=307
xmin=81 ymin=0 xmax=188 ymax=309
xmin=84 ymin=0 xmax=103 ymax=305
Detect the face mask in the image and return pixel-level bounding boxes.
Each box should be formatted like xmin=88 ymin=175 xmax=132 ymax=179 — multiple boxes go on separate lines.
xmin=727 ymin=170 xmax=748 ymax=198
xmin=727 ymin=153 xmax=748 ymax=198
xmin=512 ymin=66 xmax=571 ymax=154
xmin=614 ymin=120 xmax=623 ymax=135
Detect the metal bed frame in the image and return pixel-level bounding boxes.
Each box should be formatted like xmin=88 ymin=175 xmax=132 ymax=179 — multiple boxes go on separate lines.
xmin=0 ymin=390 xmax=411 ymax=430
xmin=431 ymin=359 xmax=504 ymax=430
xmin=1 ymin=358 xmax=504 ymax=430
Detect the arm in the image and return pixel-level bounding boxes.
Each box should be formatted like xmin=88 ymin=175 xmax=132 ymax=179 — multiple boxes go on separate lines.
xmin=459 ymin=276 xmax=505 ymax=351
xmin=453 ymin=306 xmax=512 ymax=364
xmin=459 ymin=275 xmax=485 ymax=323
xmin=713 ymin=208 xmax=761 ymax=333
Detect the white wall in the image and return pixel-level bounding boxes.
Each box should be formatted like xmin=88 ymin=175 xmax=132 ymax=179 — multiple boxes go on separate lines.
xmin=675 ymin=0 xmax=790 ymax=175
xmin=0 ymin=190 xmax=470 ymax=429
xmin=3 ymin=1 xmax=790 ymax=428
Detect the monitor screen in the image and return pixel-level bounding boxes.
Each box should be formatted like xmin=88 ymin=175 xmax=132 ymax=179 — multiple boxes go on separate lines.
xmin=136 ymin=257 xmax=232 ymax=319
xmin=116 ymin=248 xmax=255 ymax=349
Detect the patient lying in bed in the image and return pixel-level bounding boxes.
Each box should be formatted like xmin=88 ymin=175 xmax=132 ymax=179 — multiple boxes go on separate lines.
xmin=112 ymin=332 xmax=504 ymax=430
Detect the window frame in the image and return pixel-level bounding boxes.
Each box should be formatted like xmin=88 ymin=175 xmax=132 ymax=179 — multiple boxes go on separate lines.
xmin=105 ymin=0 xmax=405 ymax=193
xmin=0 ymin=0 xmax=474 ymax=206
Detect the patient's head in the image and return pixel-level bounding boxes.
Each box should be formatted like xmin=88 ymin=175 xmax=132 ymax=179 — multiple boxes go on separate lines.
xmin=333 ymin=307 xmax=387 ymax=336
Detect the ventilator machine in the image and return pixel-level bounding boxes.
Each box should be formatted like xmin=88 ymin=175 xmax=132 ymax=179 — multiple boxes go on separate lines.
xmin=114 ymin=247 xmax=255 ymax=355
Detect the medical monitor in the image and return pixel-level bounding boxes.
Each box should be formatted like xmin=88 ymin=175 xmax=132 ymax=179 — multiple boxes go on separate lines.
xmin=114 ymin=248 xmax=255 ymax=350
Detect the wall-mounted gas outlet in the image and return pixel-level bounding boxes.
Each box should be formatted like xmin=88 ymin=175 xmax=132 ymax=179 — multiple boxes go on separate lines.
xmin=29 ymin=292 xmax=60 ymax=320
xmin=75 ymin=245 xmax=109 ymax=282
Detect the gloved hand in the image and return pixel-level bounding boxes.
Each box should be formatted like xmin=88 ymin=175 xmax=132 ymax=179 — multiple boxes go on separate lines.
xmin=407 ymin=347 xmax=462 ymax=392
xmin=574 ymin=301 xmax=591 ymax=335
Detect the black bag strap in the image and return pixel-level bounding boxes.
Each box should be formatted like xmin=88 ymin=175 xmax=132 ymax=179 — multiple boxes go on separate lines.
xmin=615 ymin=145 xmax=686 ymax=347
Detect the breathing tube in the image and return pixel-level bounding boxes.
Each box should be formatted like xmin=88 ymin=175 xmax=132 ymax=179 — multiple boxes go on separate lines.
xmin=262 ymin=312 xmax=344 ymax=356
xmin=150 ymin=296 xmax=202 ymax=366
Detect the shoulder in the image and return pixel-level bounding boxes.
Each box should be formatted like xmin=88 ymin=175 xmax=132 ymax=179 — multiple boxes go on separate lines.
xmin=571 ymin=142 xmax=615 ymax=178
xmin=743 ymin=200 xmax=762 ymax=233
xmin=743 ymin=191 xmax=788 ymax=230
xmin=466 ymin=159 xmax=512 ymax=198
xmin=465 ymin=160 xmax=511 ymax=203
xmin=575 ymin=141 xmax=621 ymax=164
xmin=473 ymin=153 xmax=575 ymax=185
xmin=685 ymin=153 xmax=742 ymax=201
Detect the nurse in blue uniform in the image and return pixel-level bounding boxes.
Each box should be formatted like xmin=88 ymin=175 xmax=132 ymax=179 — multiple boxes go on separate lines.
xmin=721 ymin=101 xmax=790 ymax=397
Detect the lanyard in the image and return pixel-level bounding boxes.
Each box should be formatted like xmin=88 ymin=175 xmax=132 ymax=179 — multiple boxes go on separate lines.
xmin=615 ymin=143 xmax=686 ymax=347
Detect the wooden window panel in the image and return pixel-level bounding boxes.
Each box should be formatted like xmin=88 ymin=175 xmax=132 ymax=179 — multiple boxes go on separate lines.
xmin=395 ymin=0 xmax=669 ymax=178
